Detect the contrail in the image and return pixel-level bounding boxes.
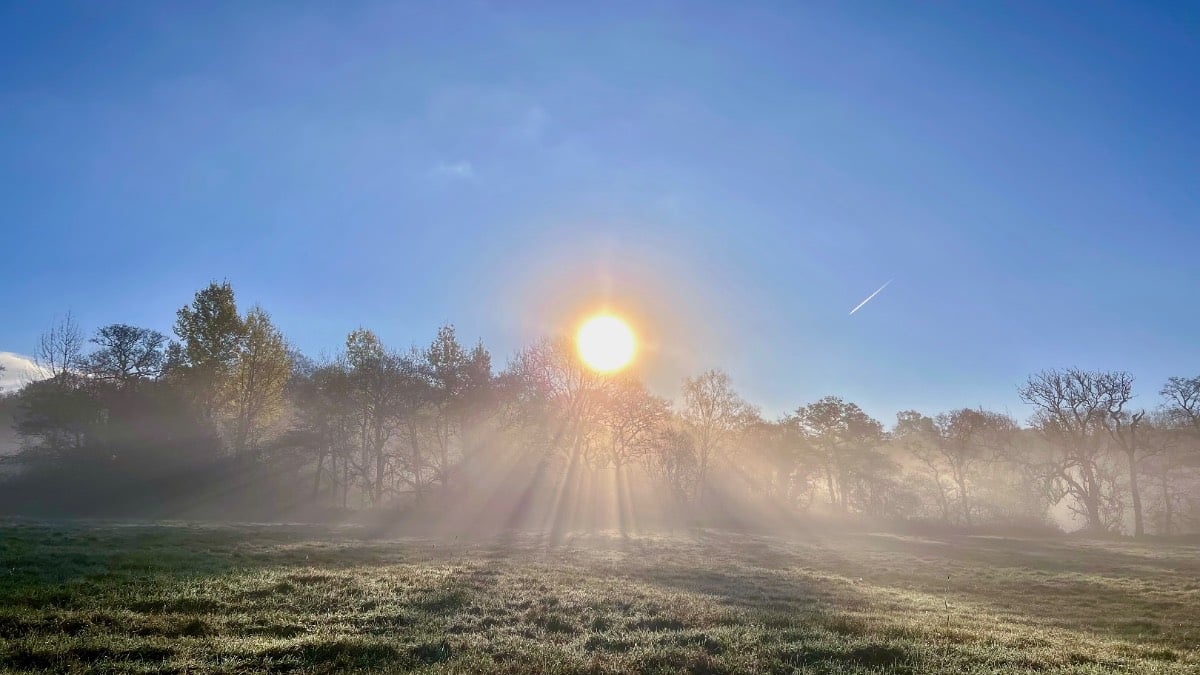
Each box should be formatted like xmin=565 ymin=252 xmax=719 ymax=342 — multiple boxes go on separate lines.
xmin=848 ymin=279 xmax=892 ymax=316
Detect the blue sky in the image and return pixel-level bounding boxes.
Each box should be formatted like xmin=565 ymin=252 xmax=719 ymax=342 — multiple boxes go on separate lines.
xmin=2 ymin=1 xmax=1197 ymax=421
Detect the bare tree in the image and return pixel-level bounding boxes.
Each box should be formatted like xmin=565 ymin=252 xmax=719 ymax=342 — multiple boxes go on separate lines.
xmin=1161 ymin=376 xmax=1200 ymax=433
xmin=591 ymin=375 xmax=669 ymax=469
xmin=1102 ymin=405 xmax=1147 ymax=537
xmin=37 ymin=312 xmax=85 ymax=382
xmin=1019 ymin=369 xmax=1133 ymax=532
xmin=506 ymin=335 xmax=610 ymax=462
xmin=18 ymin=313 xmax=93 ymax=455
xmin=680 ymin=369 xmax=755 ymax=502
xmin=86 ymin=324 xmax=167 ymax=386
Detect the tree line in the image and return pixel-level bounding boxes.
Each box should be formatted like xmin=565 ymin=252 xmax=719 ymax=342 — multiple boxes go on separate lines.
xmin=2 ymin=282 xmax=1198 ymax=536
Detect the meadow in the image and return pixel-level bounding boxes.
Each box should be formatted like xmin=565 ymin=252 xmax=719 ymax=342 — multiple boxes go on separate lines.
xmin=0 ymin=520 xmax=1196 ymax=673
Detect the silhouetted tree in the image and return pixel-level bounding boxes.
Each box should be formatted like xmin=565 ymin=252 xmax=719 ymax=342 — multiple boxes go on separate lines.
xmin=283 ymin=361 xmax=357 ymax=506
xmin=1161 ymin=376 xmax=1200 ymax=433
xmin=790 ymin=396 xmax=883 ymax=513
xmin=37 ymin=312 xmax=84 ymax=381
xmin=1100 ymin=401 xmax=1147 ymax=537
xmin=18 ymin=315 xmax=94 ymax=457
xmin=1019 ymin=369 xmax=1129 ymax=532
xmin=86 ymin=324 xmax=167 ymax=386
xmin=14 ymin=377 xmax=99 ymax=459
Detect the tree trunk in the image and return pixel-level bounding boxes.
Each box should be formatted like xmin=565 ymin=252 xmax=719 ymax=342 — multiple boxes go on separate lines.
xmin=695 ymin=448 xmax=709 ymax=505
xmin=342 ymin=458 xmax=349 ymax=509
xmin=313 ymin=451 xmax=326 ymax=499
xmin=824 ymin=462 xmax=837 ymax=508
xmin=955 ymin=473 xmax=972 ymax=527
xmin=440 ymin=426 xmax=449 ymax=497
xmin=375 ymin=448 xmax=387 ymax=505
xmin=1126 ymin=448 xmax=1144 ymax=537
xmin=410 ymin=424 xmax=423 ymax=506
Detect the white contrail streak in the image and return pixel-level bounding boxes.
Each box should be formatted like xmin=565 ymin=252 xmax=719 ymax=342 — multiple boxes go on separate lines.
xmin=848 ymin=279 xmax=893 ymax=316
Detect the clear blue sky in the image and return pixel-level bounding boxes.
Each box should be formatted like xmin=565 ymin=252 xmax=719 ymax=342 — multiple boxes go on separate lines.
xmin=2 ymin=1 xmax=1197 ymax=422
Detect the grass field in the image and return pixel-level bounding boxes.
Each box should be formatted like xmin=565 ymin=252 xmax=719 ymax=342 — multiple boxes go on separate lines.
xmin=0 ymin=520 xmax=1197 ymax=673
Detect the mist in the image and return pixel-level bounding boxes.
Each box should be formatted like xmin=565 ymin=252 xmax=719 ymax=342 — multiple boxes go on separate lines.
xmin=3 ymin=2 xmax=1199 ymax=671
xmin=3 ymin=283 xmax=1198 ymax=542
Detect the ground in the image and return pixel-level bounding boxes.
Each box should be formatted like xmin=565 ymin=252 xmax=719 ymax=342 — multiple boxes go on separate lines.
xmin=0 ymin=521 xmax=1196 ymax=673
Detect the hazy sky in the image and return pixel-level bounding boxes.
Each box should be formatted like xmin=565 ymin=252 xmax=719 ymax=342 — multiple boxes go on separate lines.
xmin=2 ymin=2 xmax=1197 ymax=420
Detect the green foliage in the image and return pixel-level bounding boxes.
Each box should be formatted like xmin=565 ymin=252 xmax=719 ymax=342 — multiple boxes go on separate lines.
xmin=228 ymin=307 xmax=291 ymax=455
xmin=173 ymin=281 xmax=245 ymax=419
xmin=7 ymin=283 xmax=1200 ymax=535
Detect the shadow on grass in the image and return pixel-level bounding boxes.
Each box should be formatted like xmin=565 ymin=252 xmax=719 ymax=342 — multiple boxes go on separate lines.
xmin=2 ymin=520 xmax=1197 ymax=672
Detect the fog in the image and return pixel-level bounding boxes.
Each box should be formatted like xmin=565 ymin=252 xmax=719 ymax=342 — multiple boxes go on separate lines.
xmin=2 ymin=282 xmax=1197 ymax=543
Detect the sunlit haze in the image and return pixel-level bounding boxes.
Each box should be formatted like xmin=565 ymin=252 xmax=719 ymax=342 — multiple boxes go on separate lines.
xmin=1 ymin=5 xmax=1198 ymax=673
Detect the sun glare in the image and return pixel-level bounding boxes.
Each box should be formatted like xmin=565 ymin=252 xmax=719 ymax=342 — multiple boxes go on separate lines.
xmin=577 ymin=315 xmax=636 ymax=373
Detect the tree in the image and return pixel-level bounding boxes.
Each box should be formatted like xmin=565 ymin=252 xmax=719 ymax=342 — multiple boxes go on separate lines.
xmin=1018 ymin=369 xmax=1132 ymax=532
xmin=506 ymin=335 xmax=609 ymax=462
xmin=895 ymin=408 xmax=1017 ymax=526
xmin=1149 ymin=378 xmax=1200 ymax=534
xmin=86 ymin=324 xmax=167 ymax=386
xmin=1161 ymin=376 xmax=1200 ymax=433
xmin=14 ymin=377 xmax=98 ymax=458
xmin=894 ymin=411 xmax=951 ymax=521
xmin=1101 ymin=402 xmax=1147 ymax=538
xmin=423 ymin=325 xmax=494 ymax=493
xmin=342 ymin=329 xmax=429 ymax=505
xmin=592 ymin=375 xmax=669 ymax=469
xmin=680 ymin=369 xmax=755 ymax=502
xmin=173 ymin=282 xmax=245 ymax=420
xmin=738 ymin=417 xmax=816 ymax=509
xmin=790 ymin=396 xmax=883 ymax=513
xmin=37 ymin=312 xmax=84 ymax=382
xmin=227 ymin=307 xmax=291 ymax=457
xmin=18 ymin=314 xmax=94 ymax=456
xmin=647 ymin=425 xmax=699 ymax=505
xmin=283 ymin=361 xmax=358 ymax=505
xmin=1138 ymin=414 xmax=1194 ymax=535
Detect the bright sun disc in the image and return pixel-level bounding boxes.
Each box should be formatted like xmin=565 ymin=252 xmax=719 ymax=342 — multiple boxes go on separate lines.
xmin=577 ymin=315 xmax=636 ymax=373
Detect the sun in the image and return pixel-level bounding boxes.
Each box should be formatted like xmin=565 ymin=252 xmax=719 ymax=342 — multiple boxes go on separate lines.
xmin=577 ymin=315 xmax=636 ymax=373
